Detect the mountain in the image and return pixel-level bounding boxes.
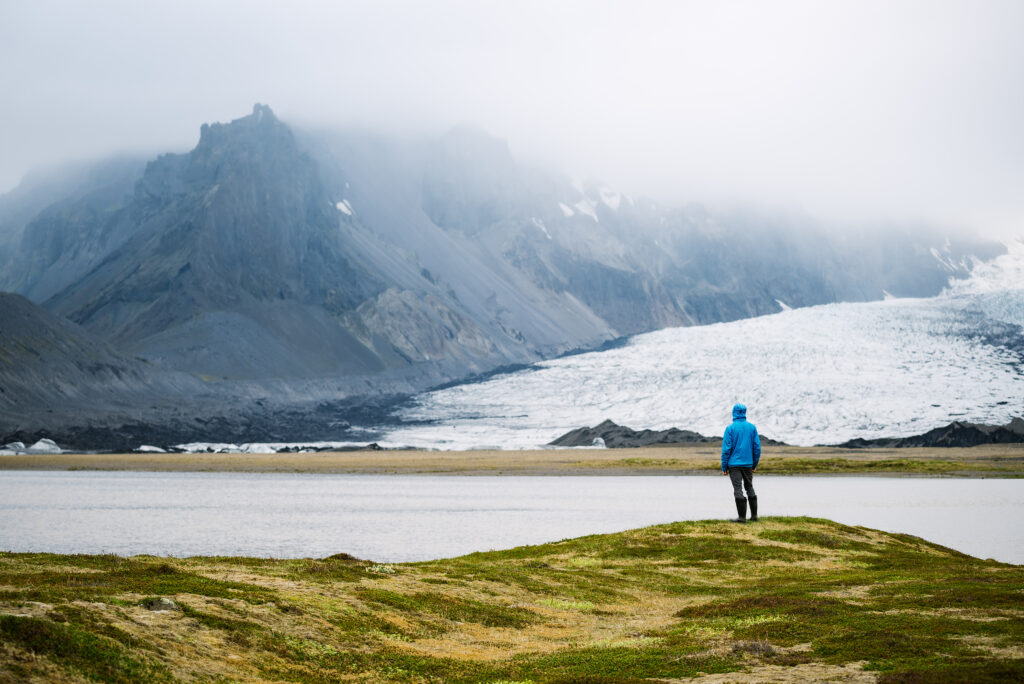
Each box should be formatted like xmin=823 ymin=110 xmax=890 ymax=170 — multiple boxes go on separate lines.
xmin=34 ymin=106 xmax=392 ymax=380
xmin=313 ymin=123 xmax=1003 ymax=335
xmin=0 ymin=104 xmax=1010 ymax=446
xmin=0 ymin=292 xmax=207 ymax=437
xmin=0 ymin=292 xmax=420 ymax=450
xmin=0 ymin=155 xmax=147 ymax=299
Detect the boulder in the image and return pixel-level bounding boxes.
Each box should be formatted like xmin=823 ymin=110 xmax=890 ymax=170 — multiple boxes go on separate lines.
xmin=552 ymin=420 xmax=711 ymax=448
xmin=141 ymin=597 xmax=179 ymax=611
xmin=549 ymin=419 xmax=787 ymax=448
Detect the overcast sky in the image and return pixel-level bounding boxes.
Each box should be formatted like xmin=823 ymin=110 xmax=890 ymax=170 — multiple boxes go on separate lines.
xmin=2 ymin=0 xmax=1022 ymax=236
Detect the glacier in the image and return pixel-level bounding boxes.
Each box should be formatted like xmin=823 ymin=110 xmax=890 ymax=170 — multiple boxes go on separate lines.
xmin=380 ymin=240 xmax=1024 ymax=449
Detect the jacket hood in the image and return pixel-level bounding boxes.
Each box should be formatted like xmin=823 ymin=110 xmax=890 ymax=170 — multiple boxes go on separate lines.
xmin=732 ymin=403 xmax=747 ymax=421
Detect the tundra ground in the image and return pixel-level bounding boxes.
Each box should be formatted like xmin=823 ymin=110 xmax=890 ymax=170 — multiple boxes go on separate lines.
xmin=1 ymin=517 xmax=1021 ymax=682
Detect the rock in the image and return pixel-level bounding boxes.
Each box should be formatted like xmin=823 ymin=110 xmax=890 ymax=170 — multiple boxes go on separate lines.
xmin=26 ymin=438 xmax=61 ymax=454
xmin=834 ymin=417 xmax=1024 ymax=448
xmin=549 ymin=419 xmax=787 ymax=448
xmin=549 ymin=419 xmax=716 ymax=448
xmin=141 ymin=597 xmax=178 ymax=611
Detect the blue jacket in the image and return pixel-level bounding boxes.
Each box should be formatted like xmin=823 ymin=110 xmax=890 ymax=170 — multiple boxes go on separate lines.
xmin=721 ymin=403 xmax=761 ymax=470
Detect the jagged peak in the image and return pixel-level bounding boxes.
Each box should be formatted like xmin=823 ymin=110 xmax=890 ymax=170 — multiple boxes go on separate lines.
xmin=197 ymin=103 xmax=285 ymax=146
xmin=251 ymin=102 xmax=276 ymax=123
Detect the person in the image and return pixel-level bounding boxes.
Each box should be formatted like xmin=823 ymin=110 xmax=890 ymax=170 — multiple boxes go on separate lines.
xmin=721 ymin=403 xmax=761 ymax=523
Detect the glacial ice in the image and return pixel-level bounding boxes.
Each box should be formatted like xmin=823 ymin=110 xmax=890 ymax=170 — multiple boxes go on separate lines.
xmin=26 ymin=439 xmax=61 ymax=454
xmin=381 ymin=241 xmax=1024 ymax=449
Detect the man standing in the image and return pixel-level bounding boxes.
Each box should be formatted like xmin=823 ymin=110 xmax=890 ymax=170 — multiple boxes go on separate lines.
xmin=721 ymin=403 xmax=761 ymax=523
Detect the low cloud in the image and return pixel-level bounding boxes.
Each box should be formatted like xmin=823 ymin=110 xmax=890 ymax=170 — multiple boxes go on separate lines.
xmin=2 ymin=0 xmax=1022 ymax=236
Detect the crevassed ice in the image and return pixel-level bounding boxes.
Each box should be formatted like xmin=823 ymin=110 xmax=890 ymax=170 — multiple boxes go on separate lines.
xmin=383 ymin=240 xmax=1024 ymax=449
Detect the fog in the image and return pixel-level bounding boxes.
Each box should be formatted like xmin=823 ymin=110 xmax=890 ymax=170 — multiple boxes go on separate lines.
xmin=2 ymin=0 xmax=1023 ymax=236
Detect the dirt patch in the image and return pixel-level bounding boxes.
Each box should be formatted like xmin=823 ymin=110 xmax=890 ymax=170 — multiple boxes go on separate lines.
xmin=669 ymin=660 xmax=876 ymax=682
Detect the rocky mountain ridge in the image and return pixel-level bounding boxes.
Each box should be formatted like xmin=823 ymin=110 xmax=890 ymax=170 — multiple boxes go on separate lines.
xmin=0 ymin=104 xmax=1008 ymax=446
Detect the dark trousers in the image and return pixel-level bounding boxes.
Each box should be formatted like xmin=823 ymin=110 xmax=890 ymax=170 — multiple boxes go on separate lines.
xmin=728 ymin=466 xmax=755 ymax=499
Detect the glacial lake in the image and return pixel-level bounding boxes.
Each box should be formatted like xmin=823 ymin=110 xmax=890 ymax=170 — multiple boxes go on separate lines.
xmin=1 ymin=472 xmax=1021 ymax=564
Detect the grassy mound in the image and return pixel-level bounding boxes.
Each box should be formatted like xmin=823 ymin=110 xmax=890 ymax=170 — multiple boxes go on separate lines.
xmin=1 ymin=518 xmax=1021 ymax=682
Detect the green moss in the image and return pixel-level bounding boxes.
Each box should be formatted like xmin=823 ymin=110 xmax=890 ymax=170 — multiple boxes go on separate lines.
xmin=756 ymin=527 xmax=876 ymax=551
xmin=0 ymin=557 xmax=277 ymax=604
xmin=287 ymin=556 xmax=375 ymax=583
xmin=2 ymin=517 xmax=1021 ymax=682
xmin=877 ymin=660 xmax=1024 ymax=683
xmin=497 ymin=645 xmax=738 ymax=681
xmin=598 ymin=531 xmax=820 ymax=563
xmin=357 ymin=587 xmax=538 ymax=628
xmin=0 ymin=615 xmax=171 ymax=683
xmin=760 ymin=458 xmax=971 ymax=474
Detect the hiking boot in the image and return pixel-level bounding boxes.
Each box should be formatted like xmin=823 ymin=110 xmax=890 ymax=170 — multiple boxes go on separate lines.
xmin=731 ymin=497 xmax=747 ymax=523
xmin=748 ymin=496 xmax=758 ymax=522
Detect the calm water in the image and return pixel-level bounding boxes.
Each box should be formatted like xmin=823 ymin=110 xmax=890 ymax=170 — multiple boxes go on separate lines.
xmin=1 ymin=472 xmax=1020 ymax=564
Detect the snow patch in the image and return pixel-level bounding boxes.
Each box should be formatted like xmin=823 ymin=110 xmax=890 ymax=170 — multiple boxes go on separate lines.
xmin=335 ymin=200 xmax=353 ymax=216
xmin=945 ymin=238 xmax=1024 ymax=296
xmin=574 ymin=199 xmax=599 ymax=223
xmin=930 ymin=247 xmax=956 ymax=271
xmin=775 ymin=299 xmax=792 ymax=312
xmin=599 ymin=187 xmax=621 ymax=211
xmin=531 ymin=217 xmax=553 ymax=240
xmin=135 ymin=445 xmax=167 ymax=453
xmin=558 ymin=202 xmax=575 ymax=217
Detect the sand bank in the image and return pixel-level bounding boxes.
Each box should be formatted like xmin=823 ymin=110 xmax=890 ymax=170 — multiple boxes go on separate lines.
xmin=1 ymin=443 xmax=1021 ymax=476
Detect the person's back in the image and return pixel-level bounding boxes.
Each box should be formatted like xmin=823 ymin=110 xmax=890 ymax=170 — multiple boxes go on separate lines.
xmin=721 ymin=403 xmax=761 ymax=522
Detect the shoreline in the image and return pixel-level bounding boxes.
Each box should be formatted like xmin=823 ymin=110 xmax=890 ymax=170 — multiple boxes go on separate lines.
xmin=2 ymin=443 xmax=1022 ymax=476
